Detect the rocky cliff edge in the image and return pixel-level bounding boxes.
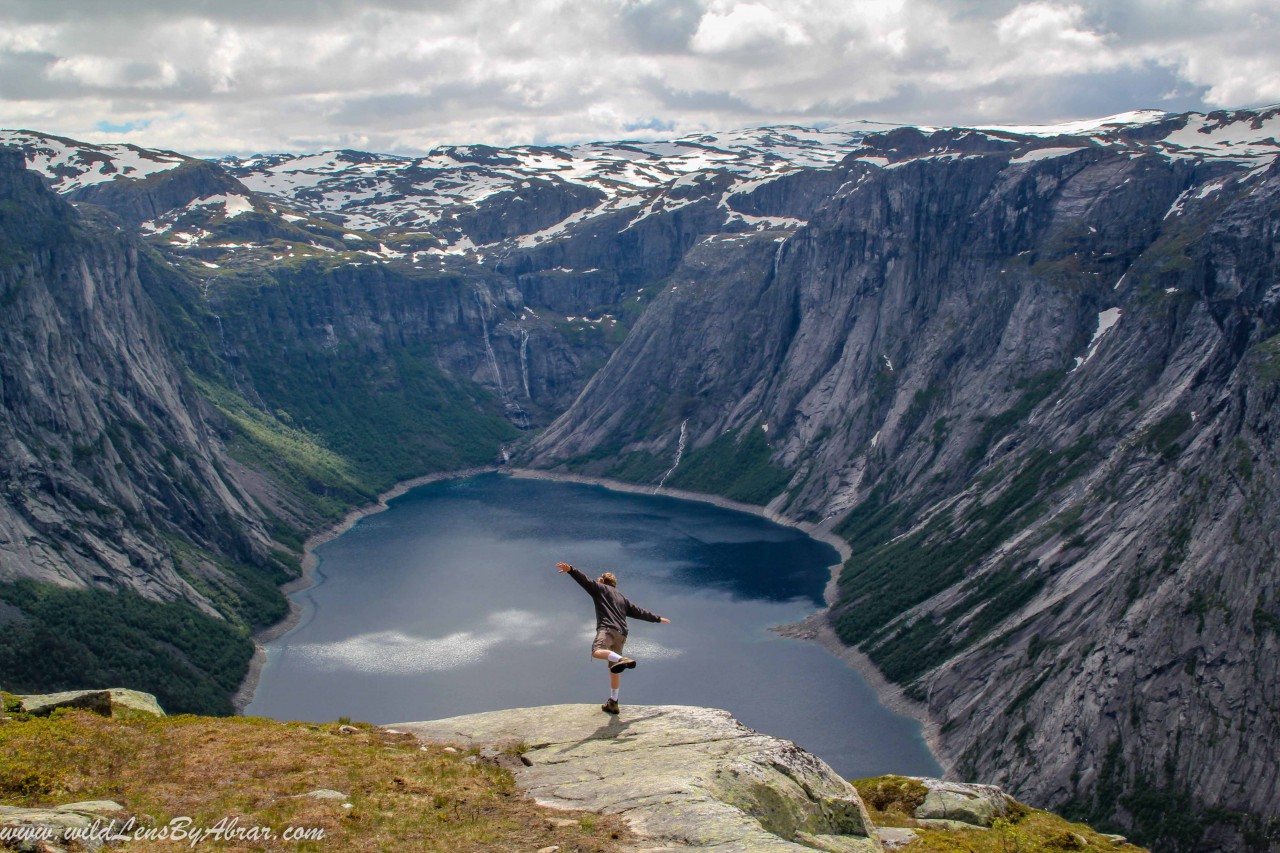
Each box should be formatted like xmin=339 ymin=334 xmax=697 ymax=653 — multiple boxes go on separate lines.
xmin=392 ymin=704 xmax=881 ymax=853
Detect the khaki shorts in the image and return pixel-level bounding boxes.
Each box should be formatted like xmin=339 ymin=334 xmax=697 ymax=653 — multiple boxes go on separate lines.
xmin=592 ymin=628 xmax=626 ymax=655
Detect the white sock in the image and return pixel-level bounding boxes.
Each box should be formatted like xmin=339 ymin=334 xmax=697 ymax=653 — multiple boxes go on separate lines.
xmin=606 ymin=652 xmax=622 ymax=663
xmin=610 ymin=688 xmax=619 ymax=701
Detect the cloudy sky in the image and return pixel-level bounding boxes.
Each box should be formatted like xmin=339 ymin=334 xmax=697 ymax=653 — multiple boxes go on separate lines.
xmin=1 ymin=0 xmax=1277 ymax=156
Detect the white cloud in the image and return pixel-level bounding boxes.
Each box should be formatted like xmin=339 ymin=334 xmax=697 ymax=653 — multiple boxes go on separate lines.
xmin=291 ymin=609 xmax=557 ymax=674
xmin=0 ymin=0 xmax=1277 ymax=154
xmin=996 ymin=3 xmax=1102 ymax=48
xmin=575 ymin=622 xmax=685 ymax=660
xmin=45 ymin=55 xmax=179 ymax=89
xmin=0 ymin=22 xmax=58 ymax=53
xmin=691 ymin=2 xmax=809 ymax=54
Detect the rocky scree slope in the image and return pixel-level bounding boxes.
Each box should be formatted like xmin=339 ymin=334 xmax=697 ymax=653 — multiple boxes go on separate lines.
xmin=525 ymin=109 xmax=1280 ymax=851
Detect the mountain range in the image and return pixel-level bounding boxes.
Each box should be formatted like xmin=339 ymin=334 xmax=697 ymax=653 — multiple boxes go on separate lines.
xmin=2 ymin=105 xmax=1279 ymax=852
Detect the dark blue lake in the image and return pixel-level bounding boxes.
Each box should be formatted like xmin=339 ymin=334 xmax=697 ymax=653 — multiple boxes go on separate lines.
xmin=246 ymin=472 xmax=941 ymax=779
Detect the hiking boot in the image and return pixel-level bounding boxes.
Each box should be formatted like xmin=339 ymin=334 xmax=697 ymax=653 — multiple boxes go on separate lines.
xmin=609 ymin=657 xmax=637 ymax=673
xmin=601 ymin=698 xmax=620 ymax=714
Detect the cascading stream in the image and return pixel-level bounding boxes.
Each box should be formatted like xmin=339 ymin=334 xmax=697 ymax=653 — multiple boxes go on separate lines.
xmin=473 ymin=289 xmax=506 ymax=391
xmin=519 ymin=328 xmax=531 ymax=399
xmin=655 ymin=419 xmax=688 ymax=491
xmin=474 ymin=288 xmax=531 ymax=429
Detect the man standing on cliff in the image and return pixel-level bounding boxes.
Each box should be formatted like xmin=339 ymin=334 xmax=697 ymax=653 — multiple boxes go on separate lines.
xmin=556 ymin=562 xmax=670 ymax=714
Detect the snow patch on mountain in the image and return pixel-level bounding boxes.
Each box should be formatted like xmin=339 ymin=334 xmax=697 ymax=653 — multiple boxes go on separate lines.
xmin=5 ymin=106 xmax=1278 ymax=262
xmin=192 ymin=193 xmax=254 ymax=218
xmin=0 ymin=130 xmax=189 ymax=191
xmin=220 ymin=125 xmax=873 ymax=233
xmin=977 ymin=110 xmax=1169 ymax=137
xmin=1074 ymin=308 xmax=1123 ymax=369
xmin=1010 ymin=146 xmax=1087 ymax=164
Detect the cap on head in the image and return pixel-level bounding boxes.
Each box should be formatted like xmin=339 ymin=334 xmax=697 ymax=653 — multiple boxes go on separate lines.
xmin=598 ymin=571 xmax=617 ymax=587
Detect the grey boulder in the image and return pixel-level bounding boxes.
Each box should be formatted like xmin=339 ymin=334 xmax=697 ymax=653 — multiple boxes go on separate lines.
xmin=912 ymin=778 xmax=1015 ymax=828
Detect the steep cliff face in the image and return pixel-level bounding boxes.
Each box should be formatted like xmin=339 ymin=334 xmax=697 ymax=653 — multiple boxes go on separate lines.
xmin=922 ymin=158 xmax=1280 ymax=848
xmin=526 ymin=132 xmax=1280 ymax=848
xmin=202 ymin=259 xmax=603 ymax=452
xmin=0 ymin=149 xmax=275 ymax=603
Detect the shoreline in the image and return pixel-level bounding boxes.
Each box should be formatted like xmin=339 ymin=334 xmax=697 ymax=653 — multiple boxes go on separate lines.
xmin=231 ymin=466 xmax=498 ymax=713
xmin=233 ymin=465 xmax=948 ymax=773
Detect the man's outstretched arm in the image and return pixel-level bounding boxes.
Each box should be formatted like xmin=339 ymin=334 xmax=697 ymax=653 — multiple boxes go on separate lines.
xmin=625 ymin=599 xmax=671 ymax=624
xmin=556 ymin=562 xmax=596 ymax=594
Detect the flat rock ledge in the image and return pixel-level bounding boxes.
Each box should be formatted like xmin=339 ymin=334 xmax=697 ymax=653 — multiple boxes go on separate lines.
xmin=391 ymin=704 xmax=882 ymax=853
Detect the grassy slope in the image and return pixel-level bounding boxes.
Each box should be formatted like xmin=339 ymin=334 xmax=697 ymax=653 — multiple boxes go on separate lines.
xmin=0 ymin=704 xmax=630 ymax=852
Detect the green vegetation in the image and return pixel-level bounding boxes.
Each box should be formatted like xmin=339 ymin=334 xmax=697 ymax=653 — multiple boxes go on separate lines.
xmin=664 ymin=424 xmax=792 ymax=505
xmin=0 ymin=711 xmax=630 ymax=852
xmin=566 ymin=423 xmax=793 ymax=507
xmin=852 ymin=775 xmax=929 ymax=822
xmin=605 ymin=449 xmax=669 ymax=483
xmin=969 ymin=370 xmax=1064 ymax=463
xmin=560 ymin=435 xmax=636 ymax=475
xmin=194 ymin=377 xmax=373 ymax=520
xmin=1133 ymin=221 xmax=1203 ymax=286
xmin=192 ymin=338 xmax=517 ymax=525
xmin=1119 ymin=779 xmax=1213 ymax=852
xmin=949 ymin=565 xmax=1046 ymax=648
xmin=1057 ymin=739 xmax=1272 ymax=853
xmin=162 ymin=533 xmax=293 ymax=631
xmin=902 ymin=385 xmax=945 ymax=437
xmin=1140 ymin=411 xmax=1193 ymax=461
xmin=0 ymin=582 xmax=252 ymax=716
xmin=234 ymin=341 xmax=515 ymax=497
xmin=833 ymin=482 xmax=917 ymax=553
xmin=1246 ymin=332 xmax=1280 ymax=384
xmin=1254 ymin=606 xmax=1280 ymax=637
xmin=833 ymin=440 xmax=1094 ymax=684
xmin=852 ymin=775 xmax=1147 ymax=852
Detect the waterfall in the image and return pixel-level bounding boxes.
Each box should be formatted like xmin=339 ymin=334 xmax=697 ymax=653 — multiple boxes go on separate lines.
xmin=474 ymin=288 xmax=532 ymax=429
xmin=473 ymin=289 xmax=505 ymax=390
xmin=200 ymin=279 xmax=228 ymax=356
xmin=655 ymin=419 xmax=689 ymax=491
xmin=519 ymin=328 xmax=531 ymax=399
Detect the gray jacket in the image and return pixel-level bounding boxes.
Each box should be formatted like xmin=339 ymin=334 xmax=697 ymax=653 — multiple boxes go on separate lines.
xmin=567 ymin=567 xmax=662 ymax=635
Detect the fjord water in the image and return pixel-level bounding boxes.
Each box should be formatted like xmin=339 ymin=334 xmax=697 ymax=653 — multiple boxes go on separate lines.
xmin=247 ymin=473 xmax=940 ymax=779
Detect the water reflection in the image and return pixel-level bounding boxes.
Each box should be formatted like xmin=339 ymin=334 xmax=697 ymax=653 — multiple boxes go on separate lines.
xmin=246 ymin=473 xmax=941 ymax=779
